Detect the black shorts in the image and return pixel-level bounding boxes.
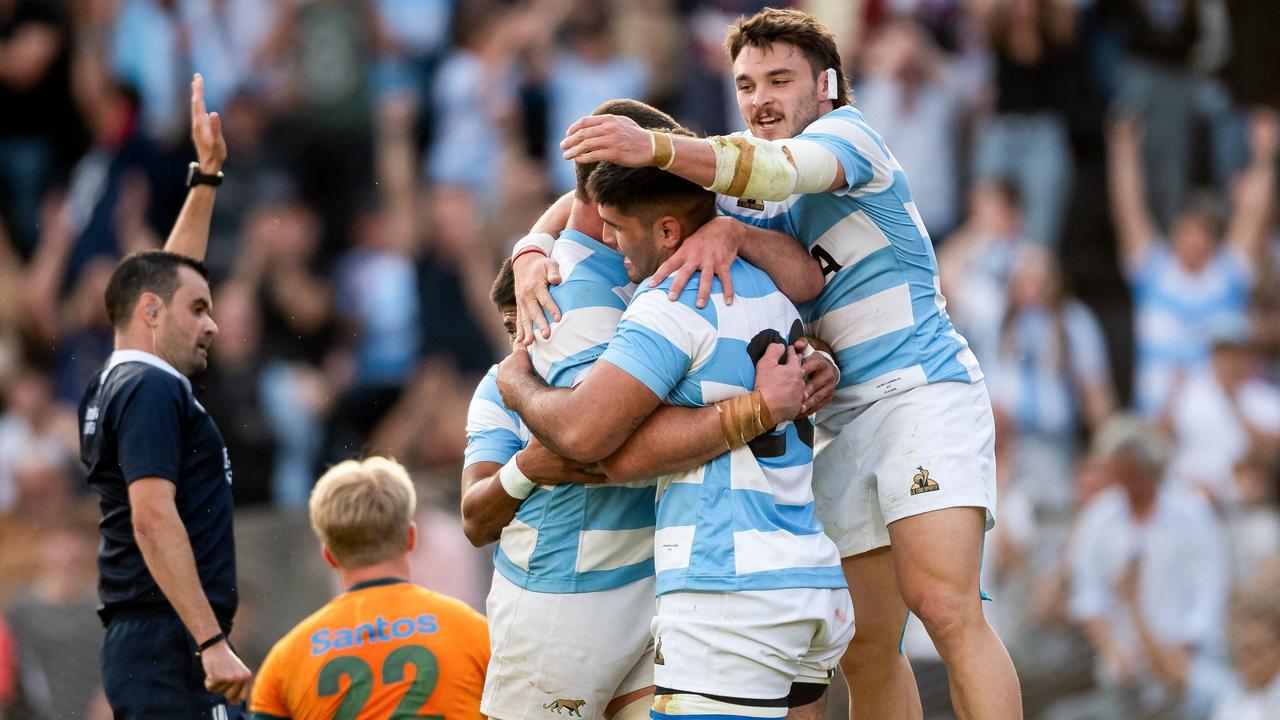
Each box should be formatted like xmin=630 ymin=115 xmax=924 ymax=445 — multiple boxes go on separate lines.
xmin=101 ymin=610 xmax=245 ymax=720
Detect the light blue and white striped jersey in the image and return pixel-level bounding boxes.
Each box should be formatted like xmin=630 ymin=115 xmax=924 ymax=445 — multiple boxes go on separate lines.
xmin=599 ymin=258 xmax=845 ymax=595
xmin=1128 ymin=243 xmax=1252 ymax=415
xmin=463 ymin=229 xmax=656 ymax=594
xmin=716 ymin=106 xmax=982 ymax=425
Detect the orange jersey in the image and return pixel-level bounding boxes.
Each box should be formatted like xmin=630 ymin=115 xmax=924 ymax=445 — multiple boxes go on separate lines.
xmin=249 ymin=579 xmax=489 ymax=720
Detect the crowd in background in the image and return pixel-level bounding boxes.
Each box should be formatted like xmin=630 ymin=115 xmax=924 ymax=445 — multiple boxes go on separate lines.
xmin=1 ymin=0 xmax=1278 ymax=718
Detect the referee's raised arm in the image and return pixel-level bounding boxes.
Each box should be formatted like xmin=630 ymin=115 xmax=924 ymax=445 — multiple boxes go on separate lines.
xmin=79 ymin=73 xmax=252 ymax=719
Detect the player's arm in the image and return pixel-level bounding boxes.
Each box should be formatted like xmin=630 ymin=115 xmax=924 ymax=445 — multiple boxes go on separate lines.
xmin=597 ymin=341 xmax=813 ymax=483
xmin=163 ymin=74 xmax=226 ymax=263
xmin=1105 ymin=117 xmax=1156 ymax=273
xmin=460 ymin=438 xmax=600 ymax=547
xmin=512 ymin=191 xmax=575 ymax=344
xmin=129 ymin=480 xmax=251 ymax=703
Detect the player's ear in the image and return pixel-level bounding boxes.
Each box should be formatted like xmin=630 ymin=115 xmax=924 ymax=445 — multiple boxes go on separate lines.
xmin=321 ymin=545 xmax=339 ymax=569
xmin=405 ymin=522 xmax=417 ymax=553
xmin=655 ymin=216 xmax=682 ymax=249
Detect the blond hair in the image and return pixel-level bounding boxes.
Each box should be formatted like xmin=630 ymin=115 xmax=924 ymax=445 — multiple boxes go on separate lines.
xmin=309 ymin=457 xmax=417 ymax=568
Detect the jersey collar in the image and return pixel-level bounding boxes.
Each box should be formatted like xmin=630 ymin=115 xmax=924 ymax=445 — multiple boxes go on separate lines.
xmin=101 ymin=349 xmax=191 ymax=392
xmin=346 ymin=577 xmax=409 ymax=593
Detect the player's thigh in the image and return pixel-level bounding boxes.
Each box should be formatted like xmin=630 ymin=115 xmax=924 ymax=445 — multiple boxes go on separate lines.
xmin=483 ymin=572 xmax=655 ymax=720
xmin=103 ymin=616 xmax=235 ymax=720
xmin=812 ymin=417 xmax=888 ymax=558
xmin=868 ymin=380 xmax=996 ymax=536
xmin=840 ymin=547 xmax=909 ymax=650
xmin=653 ymin=589 xmax=837 ymax=702
xmin=886 ymin=506 xmax=987 ymax=622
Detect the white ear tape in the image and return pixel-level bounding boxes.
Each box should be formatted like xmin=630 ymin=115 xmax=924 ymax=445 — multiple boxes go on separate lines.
xmin=825 ymin=68 xmax=838 ymax=100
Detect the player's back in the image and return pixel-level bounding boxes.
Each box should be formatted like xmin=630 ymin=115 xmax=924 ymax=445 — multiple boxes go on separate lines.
xmin=249 ymin=580 xmax=488 ymax=720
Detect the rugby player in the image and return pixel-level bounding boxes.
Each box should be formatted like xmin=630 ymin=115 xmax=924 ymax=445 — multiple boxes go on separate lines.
xmin=463 ymin=100 xmax=830 ymax=720
xmin=249 ymin=457 xmax=488 ymax=719
xmin=548 ymin=8 xmax=1019 ymax=719
xmin=496 ymin=161 xmax=851 ymax=720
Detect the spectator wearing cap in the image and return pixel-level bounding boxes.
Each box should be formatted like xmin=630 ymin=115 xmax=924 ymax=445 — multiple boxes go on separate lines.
xmin=1050 ymin=415 xmax=1230 ymax=720
xmin=1166 ymin=317 xmax=1280 ymax=507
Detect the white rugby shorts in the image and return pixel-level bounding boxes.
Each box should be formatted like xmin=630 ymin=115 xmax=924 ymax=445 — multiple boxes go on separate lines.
xmin=650 ymin=587 xmax=853 ymax=701
xmin=481 ymin=572 xmax=655 ymax=720
xmin=812 ymin=379 xmax=997 ymax=557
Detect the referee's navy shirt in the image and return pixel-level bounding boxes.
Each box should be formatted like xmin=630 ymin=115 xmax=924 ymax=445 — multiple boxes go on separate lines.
xmin=79 ymin=350 xmax=237 ymax=625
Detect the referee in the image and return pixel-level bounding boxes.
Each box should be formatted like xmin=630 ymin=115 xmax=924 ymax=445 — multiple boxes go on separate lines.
xmin=79 ymin=74 xmax=252 ymax=719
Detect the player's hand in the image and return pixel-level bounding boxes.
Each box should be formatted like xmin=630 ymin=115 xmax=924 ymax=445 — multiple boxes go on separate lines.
xmin=191 ymin=73 xmax=226 ymax=174
xmin=201 ymin=640 xmax=252 ymax=704
xmin=754 ymin=343 xmax=804 ymax=424
xmin=496 ymin=344 xmax=536 ymax=408
xmin=516 ymin=437 xmax=604 ymax=486
xmin=513 ymin=252 xmax=562 ymax=345
xmin=648 ymin=216 xmax=742 ymax=308
xmin=561 ymin=114 xmax=653 ymax=167
xmin=794 ymin=338 xmax=837 ymax=417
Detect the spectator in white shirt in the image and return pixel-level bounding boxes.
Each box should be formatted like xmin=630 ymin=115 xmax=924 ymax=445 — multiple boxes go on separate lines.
xmin=1166 ymin=318 xmax=1280 ymax=507
xmin=1049 ymin=414 xmax=1230 ymax=720
xmin=1223 ymin=454 xmax=1280 ymax=585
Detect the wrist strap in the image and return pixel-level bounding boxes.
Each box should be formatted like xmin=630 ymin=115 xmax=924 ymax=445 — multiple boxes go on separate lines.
xmin=650 ymin=131 xmax=676 ymax=170
xmin=512 ymin=232 xmax=556 ymax=259
xmin=511 ymin=245 xmax=548 ymax=265
xmin=196 ymin=631 xmax=226 ymax=656
xmin=499 ymin=454 xmax=537 ymax=500
xmin=715 ymin=388 xmax=776 ymax=451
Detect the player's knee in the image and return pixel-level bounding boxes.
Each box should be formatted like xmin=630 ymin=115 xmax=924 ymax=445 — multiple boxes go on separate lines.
xmin=902 ymin=584 xmax=982 ymax=647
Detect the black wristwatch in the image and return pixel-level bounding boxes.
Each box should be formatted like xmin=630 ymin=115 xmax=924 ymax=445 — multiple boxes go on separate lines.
xmin=187 ymin=162 xmax=224 ymax=188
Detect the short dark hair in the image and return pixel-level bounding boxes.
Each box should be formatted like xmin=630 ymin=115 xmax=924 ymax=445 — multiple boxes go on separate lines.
xmin=104 ymin=251 xmax=210 ymax=329
xmin=490 ymin=257 xmax=515 ymax=307
xmin=726 ymin=7 xmax=852 ymax=107
xmin=587 ymin=162 xmax=717 ymax=232
xmin=574 ymin=99 xmax=685 ymax=201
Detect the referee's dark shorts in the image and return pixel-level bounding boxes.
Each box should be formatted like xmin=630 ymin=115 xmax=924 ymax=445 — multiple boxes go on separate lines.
xmin=102 ymin=607 xmax=244 ymax=720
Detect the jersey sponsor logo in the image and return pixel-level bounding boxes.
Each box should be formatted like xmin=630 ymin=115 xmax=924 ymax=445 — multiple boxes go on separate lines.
xmin=222 ymin=447 xmax=233 ymax=485
xmin=909 ymin=466 xmax=939 ymax=495
xmin=737 ymin=197 xmax=765 ymax=211
xmin=83 ymin=405 xmax=100 ymax=436
xmin=544 ymin=699 xmax=587 ymax=716
xmin=653 ymin=636 xmax=664 ymax=666
xmin=309 ymin=614 xmax=439 ymax=655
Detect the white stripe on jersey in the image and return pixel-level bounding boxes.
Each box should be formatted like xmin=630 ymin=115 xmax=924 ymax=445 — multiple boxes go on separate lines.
xmin=733 ymin=529 xmax=841 ymax=574
xmin=576 ymin=527 xmax=657 ymax=573
xmin=465 ymin=397 xmax=527 ymax=439
xmin=810 ymin=283 xmax=916 ymax=351
xmin=653 ymin=524 xmax=696 ymax=573
xmin=498 ymin=518 xmax=538 ymax=571
xmin=708 ymin=292 xmax=799 ymax=345
xmin=530 ymin=304 xmax=624 ymax=379
xmin=729 ymin=448 xmax=814 ymax=506
xmin=624 ymin=292 xmax=717 ymax=369
xmin=815 ymin=210 xmax=891 ymax=268
xmin=806 ymin=115 xmax=898 ymax=197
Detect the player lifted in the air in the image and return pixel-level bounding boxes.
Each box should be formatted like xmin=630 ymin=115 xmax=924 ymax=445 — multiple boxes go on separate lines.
xmin=524 ymin=7 xmax=1019 ymax=720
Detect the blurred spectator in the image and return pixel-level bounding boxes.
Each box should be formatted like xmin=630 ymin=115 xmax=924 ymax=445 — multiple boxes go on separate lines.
xmin=544 ymin=2 xmax=648 ymax=192
xmin=0 ymin=366 xmax=77 ymax=512
xmin=0 ymin=0 xmax=81 ymax=256
xmin=1107 ymin=112 xmax=1275 ymax=416
xmin=0 ymin=614 xmax=15 ymax=714
xmin=674 ymin=7 xmax=744 ymax=137
xmin=4 ymin=517 xmax=105 ymax=720
xmin=1211 ymin=576 xmax=1280 ymax=720
xmin=196 ymin=280 xmax=276 ymax=506
xmin=972 ymin=0 xmax=1077 ymax=246
xmin=979 ymin=245 xmax=1115 ymax=515
xmin=1112 ymin=0 xmax=1231 ymax=227
xmin=1166 ymin=320 xmax=1280 ymax=507
xmin=857 ymin=17 xmax=969 ymax=239
xmin=1053 ymin=415 xmax=1229 ymax=720
xmin=1223 ymin=455 xmax=1280 ymax=585
xmin=236 ymin=199 xmax=335 ymax=508
xmin=938 ymin=178 xmax=1031 ymax=337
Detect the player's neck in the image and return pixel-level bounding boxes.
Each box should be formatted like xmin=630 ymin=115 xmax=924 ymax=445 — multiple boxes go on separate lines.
xmin=114 ymin=332 xmax=181 ymax=374
xmin=566 ymin=199 xmax=610 ymax=249
xmin=337 ymin=556 xmax=413 ymax=591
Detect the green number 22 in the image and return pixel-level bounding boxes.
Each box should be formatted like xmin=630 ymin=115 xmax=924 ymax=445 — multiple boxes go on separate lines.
xmin=317 ymin=645 xmax=445 ymax=719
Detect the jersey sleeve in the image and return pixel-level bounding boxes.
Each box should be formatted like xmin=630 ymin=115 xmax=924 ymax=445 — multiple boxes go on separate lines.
xmin=115 ymin=374 xmax=185 ymax=483
xmin=598 ymin=290 xmax=714 ymax=400
xmin=794 ymin=109 xmax=897 ymax=195
xmin=464 ymin=371 xmax=527 ymax=468
xmin=531 ymin=278 xmax=626 ymax=389
xmin=248 ymin=641 xmax=292 ymax=719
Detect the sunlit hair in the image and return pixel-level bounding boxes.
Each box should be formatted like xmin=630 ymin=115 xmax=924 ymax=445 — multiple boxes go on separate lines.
xmin=309 ymin=457 xmax=416 ymax=568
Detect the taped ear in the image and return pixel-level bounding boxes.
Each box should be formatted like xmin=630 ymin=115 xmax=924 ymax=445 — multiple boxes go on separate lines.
xmin=825 ymin=68 xmax=838 ymax=100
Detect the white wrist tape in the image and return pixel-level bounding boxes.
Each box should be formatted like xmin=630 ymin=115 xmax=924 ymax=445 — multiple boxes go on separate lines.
xmin=704 ymin=136 xmax=838 ymax=201
xmin=499 ymin=455 xmax=536 ymax=500
xmin=512 ymin=232 xmax=556 ymax=259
